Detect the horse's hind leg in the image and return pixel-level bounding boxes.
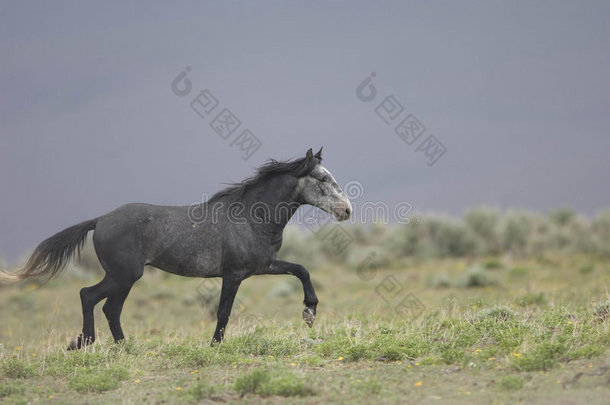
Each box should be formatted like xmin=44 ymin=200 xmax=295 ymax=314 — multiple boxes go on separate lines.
xmin=68 ymin=276 xmax=116 ymax=350
xmin=95 ymin=261 xmax=142 ymax=344
xmin=92 ymin=226 xmax=144 ymax=345
xmin=102 ymin=282 xmax=135 ymax=343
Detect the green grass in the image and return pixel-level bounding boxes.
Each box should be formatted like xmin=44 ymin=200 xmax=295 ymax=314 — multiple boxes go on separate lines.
xmin=0 ymin=254 xmax=609 ymax=403
xmin=496 ymin=375 xmax=524 ymax=390
xmin=1 ymin=358 xmax=36 ymax=379
xmin=234 ymin=368 xmax=270 ymax=395
xmin=68 ymin=367 xmax=129 ymax=393
xmin=0 ymin=381 xmax=25 ymax=398
xmin=513 ymin=342 xmax=568 ymax=371
xmin=234 ymin=368 xmax=313 ymax=397
xmin=179 ymin=379 xmax=218 ymax=401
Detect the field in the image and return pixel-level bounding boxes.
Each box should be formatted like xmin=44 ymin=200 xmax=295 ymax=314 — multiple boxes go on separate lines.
xmin=1 ymin=243 xmax=609 ymax=404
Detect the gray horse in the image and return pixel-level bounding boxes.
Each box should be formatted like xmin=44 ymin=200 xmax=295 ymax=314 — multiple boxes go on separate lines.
xmin=0 ymin=148 xmax=352 ymax=348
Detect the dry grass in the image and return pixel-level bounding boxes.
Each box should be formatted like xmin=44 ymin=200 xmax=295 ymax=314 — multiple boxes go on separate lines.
xmin=1 ymin=254 xmax=609 ymax=404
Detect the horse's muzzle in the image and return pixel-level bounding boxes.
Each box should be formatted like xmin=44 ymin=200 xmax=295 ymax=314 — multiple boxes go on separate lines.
xmin=333 ymin=200 xmax=352 ymax=222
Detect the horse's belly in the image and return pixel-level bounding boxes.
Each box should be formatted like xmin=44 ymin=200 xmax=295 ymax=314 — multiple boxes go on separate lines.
xmin=147 ymin=241 xmax=222 ymax=278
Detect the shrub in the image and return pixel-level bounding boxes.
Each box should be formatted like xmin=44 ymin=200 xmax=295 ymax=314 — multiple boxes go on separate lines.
xmin=439 ymin=347 xmax=466 ymax=365
xmin=593 ymin=301 xmax=610 ymax=321
xmin=464 ymin=207 xmax=501 ymax=255
xmin=234 ymin=369 xmax=270 ymax=395
xmin=592 ymin=210 xmax=610 ymax=256
xmin=281 ymin=209 xmax=610 ymax=261
xmin=234 ymin=368 xmax=313 ymax=397
xmin=478 ymin=305 xmax=517 ymax=322
xmin=500 ymin=212 xmax=532 ymax=256
xmin=428 ymin=272 xmax=451 ymax=288
xmin=345 ymin=343 xmax=372 ymax=362
xmin=483 ymin=259 xmax=503 ymax=269
xmin=424 ymin=218 xmax=479 ymax=257
xmin=458 ymin=266 xmax=496 ymax=288
xmin=377 ymin=344 xmax=404 ymax=361
xmin=513 ymin=342 xmax=567 ymax=371
xmin=181 ymin=380 xmax=218 ymax=401
xmin=571 ymin=344 xmax=607 ymax=359
xmin=578 ymin=264 xmax=594 ymax=275
xmin=1 ymin=358 xmax=36 ymax=379
xmin=257 ymin=373 xmax=313 ymax=397
xmin=509 ymin=266 xmax=529 ymax=278
xmin=516 ymin=292 xmax=546 ymax=307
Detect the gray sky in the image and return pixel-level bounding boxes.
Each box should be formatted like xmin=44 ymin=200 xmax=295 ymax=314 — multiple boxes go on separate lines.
xmin=1 ymin=1 xmax=609 ymax=262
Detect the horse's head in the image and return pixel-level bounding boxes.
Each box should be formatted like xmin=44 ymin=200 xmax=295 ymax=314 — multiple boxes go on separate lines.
xmin=296 ymin=148 xmax=352 ymax=221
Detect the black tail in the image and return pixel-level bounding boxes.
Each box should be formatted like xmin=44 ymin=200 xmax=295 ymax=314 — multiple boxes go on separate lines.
xmin=0 ymin=219 xmax=98 ymax=284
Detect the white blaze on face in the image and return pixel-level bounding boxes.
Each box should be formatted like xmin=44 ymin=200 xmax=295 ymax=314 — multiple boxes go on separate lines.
xmin=298 ymin=164 xmax=352 ymax=221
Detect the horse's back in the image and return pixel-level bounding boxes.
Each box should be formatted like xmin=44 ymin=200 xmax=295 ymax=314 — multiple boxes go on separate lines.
xmin=93 ymin=203 xmax=222 ymax=277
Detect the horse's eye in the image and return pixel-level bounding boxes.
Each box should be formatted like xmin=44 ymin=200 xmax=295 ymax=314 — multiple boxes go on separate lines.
xmin=321 ymin=176 xmax=328 ymax=182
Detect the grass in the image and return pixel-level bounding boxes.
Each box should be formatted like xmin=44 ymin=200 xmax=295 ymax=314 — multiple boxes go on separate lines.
xmin=1 ymin=358 xmax=36 ymax=379
xmin=68 ymin=367 xmax=129 ymax=393
xmin=0 ymin=254 xmax=609 ymax=403
xmin=179 ymin=379 xmax=218 ymax=401
xmin=233 ymin=368 xmax=313 ymax=397
xmin=496 ymin=375 xmax=524 ymax=390
xmin=0 ymin=381 xmax=25 ymax=398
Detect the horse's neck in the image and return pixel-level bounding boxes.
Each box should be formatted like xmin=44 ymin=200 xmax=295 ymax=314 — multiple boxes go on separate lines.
xmin=243 ymin=186 xmax=301 ymax=233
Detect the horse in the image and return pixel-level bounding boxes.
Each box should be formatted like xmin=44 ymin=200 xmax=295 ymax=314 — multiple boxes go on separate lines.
xmin=0 ymin=148 xmax=352 ymax=349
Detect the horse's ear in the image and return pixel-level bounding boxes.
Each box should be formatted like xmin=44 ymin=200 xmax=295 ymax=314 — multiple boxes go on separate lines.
xmin=314 ymin=147 xmax=323 ymax=160
xmin=305 ymin=148 xmax=313 ymax=165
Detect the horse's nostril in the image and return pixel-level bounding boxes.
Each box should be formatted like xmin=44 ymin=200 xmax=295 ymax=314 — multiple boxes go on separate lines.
xmin=345 ymin=208 xmax=351 ymax=216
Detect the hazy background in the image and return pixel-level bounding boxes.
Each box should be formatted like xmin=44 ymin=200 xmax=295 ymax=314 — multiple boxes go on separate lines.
xmin=1 ymin=1 xmax=609 ymax=262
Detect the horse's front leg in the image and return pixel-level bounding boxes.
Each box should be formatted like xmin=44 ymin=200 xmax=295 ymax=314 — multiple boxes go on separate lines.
xmin=264 ymin=260 xmax=319 ymax=327
xmin=211 ymin=274 xmax=242 ymax=346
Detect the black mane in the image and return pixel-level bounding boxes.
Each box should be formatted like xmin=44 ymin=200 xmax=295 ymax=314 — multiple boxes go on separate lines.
xmin=208 ymin=155 xmax=320 ymax=203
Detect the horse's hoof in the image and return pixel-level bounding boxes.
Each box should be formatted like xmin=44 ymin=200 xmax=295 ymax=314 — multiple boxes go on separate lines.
xmin=302 ymin=308 xmax=315 ymax=328
xmin=67 ymin=335 xmax=92 ymax=350
xmin=67 ymin=337 xmax=79 ymax=351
